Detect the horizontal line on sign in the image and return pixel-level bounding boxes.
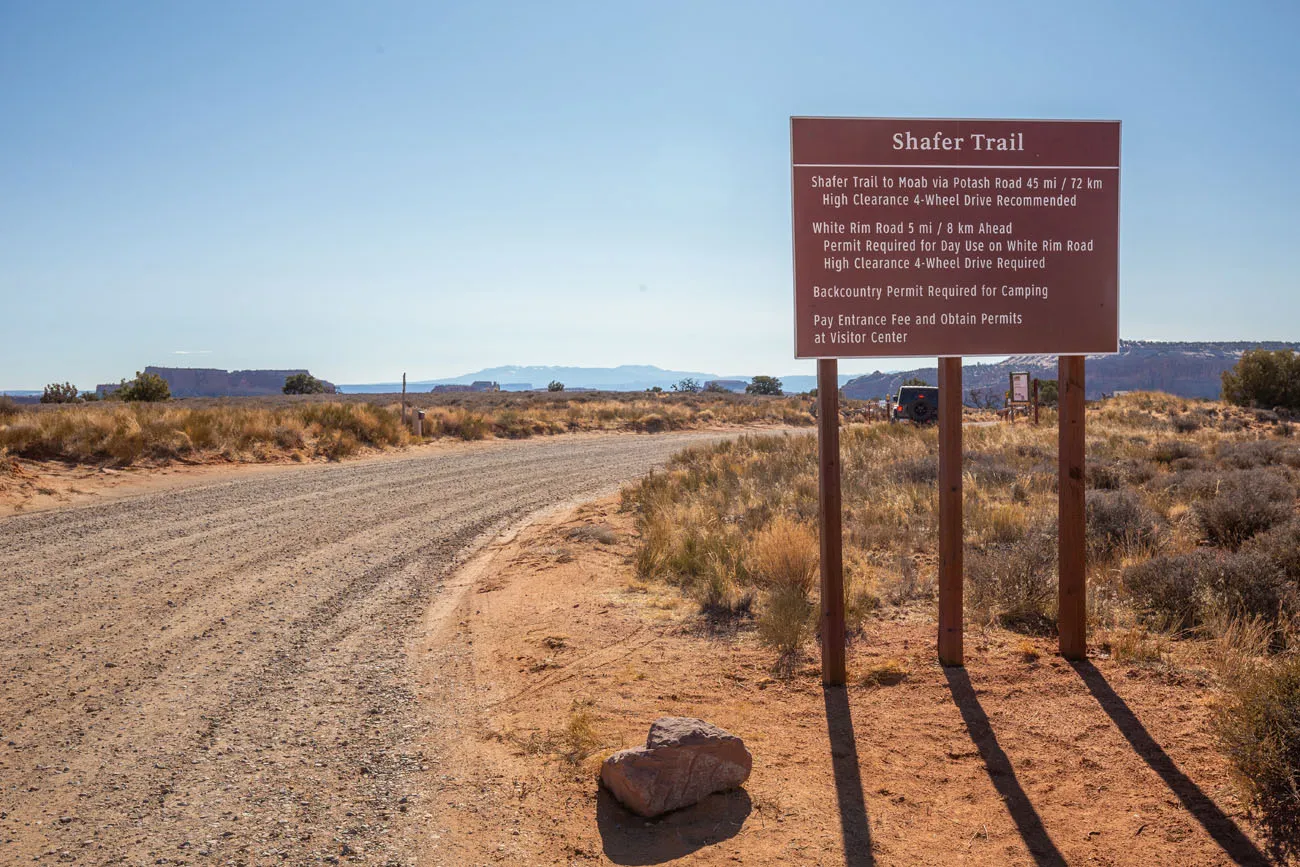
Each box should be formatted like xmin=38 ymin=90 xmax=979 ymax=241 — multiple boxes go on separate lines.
xmin=794 ymin=163 xmax=1120 ymax=170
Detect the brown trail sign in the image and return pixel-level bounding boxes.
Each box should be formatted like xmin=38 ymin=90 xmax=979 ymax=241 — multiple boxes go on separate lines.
xmin=790 ymin=117 xmax=1120 ymax=680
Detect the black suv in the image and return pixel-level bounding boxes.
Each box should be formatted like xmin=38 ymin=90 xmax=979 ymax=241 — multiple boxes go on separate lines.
xmin=891 ymin=386 xmax=939 ymax=424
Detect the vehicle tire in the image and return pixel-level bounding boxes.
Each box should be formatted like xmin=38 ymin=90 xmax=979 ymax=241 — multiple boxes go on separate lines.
xmin=909 ymin=402 xmax=935 ymax=424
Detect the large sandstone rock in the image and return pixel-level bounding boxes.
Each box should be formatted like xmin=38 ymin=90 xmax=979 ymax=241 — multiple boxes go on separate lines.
xmin=600 ymin=717 xmax=752 ymax=817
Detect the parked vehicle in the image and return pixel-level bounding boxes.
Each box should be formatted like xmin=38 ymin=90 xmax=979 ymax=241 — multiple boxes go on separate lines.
xmin=891 ymin=385 xmax=939 ymax=424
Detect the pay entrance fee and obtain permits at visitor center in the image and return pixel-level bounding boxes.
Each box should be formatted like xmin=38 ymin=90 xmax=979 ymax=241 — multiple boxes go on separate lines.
xmin=790 ymin=117 xmax=1120 ymax=359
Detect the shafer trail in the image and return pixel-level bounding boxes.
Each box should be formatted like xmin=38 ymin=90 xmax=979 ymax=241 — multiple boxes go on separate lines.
xmin=0 ymin=431 xmax=757 ymax=864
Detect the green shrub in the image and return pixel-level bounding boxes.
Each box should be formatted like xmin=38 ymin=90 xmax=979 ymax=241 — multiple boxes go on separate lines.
xmin=117 ymin=371 xmax=171 ymax=402
xmin=283 ymin=373 xmax=329 ymax=395
xmin=746 ymin=376 xmax=783 ymax=396
xmin=40 ymin=382 xmax=80 ymax=404
xmin=547 ymin=380 xmax=565 ymax=392
xmin=1222 ymin=349 xmax=1300 ymax=410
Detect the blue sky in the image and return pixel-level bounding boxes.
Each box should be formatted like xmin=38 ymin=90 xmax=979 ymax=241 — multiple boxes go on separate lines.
xmin=2 ymin=0 xmax=1297 ymax=389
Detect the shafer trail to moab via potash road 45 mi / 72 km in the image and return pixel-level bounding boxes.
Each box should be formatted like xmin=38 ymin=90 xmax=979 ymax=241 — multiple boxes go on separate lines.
xmin=0 ymin=431 xmax=746 ymax=864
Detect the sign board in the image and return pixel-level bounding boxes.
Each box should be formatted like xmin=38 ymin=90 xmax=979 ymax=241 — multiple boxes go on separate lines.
xmin=1010 ymin=371 xmax=1031 ymax=403
xmin=791 ymin=117 xmax=1120 ymax=358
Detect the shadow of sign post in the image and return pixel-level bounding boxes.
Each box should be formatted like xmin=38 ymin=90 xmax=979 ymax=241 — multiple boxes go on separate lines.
xmin=1071 ymin=661 xmax=1269 ymax=866
xmin=824 ymin=686 xmax=875 ymax=866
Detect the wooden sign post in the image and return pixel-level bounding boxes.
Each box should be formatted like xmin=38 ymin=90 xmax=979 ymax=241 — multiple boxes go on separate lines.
xmin=937 ymin=358 xmax=964 ymax=666
xmin=817 ymin=359 xmax=847 ymax=686
xmin=791 ymin=117 xmax=1119 ymax=673
xmin=1058 ymin=356 xmax=1087 ymax=659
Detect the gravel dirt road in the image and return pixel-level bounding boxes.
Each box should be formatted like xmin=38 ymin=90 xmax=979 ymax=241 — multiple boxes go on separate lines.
xmin=0 ymin=431 xmax=753 ymax=865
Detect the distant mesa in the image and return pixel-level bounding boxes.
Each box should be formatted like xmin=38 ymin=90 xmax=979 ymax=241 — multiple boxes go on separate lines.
xmin=96 ymin=367 xmax=336 ymax=398
xmin=704 ymin=379 xmax=748 ymax=393
xmin=430 ymin=380 xmax=501 ymax=394
xmin=842 ymin=340 xmax=1300 ymax=402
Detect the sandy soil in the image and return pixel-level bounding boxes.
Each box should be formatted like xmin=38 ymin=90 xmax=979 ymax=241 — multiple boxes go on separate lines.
xmin=427 ymin=498 xmax=1273 ymax=866
xmin=0 ymin=430 xmax=748 ymax=865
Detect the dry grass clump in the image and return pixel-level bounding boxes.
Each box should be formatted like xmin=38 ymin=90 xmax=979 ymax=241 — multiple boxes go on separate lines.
xmin=1210 ymin=617 xmax=1300 ymax=859
xmin=560 ymin=706 xmax=604 ymax=763
xmin=751 ymin=517 xmax=819 ymax=658
xmin=626 ymin=390 xmax=1300 ymax=663
xmin=0 ymin=402 xmax=408 ymax=466
xmin=860 ymin=657 xmax=908 ymax=686
xmin=0 ymin=391 xmax=814 ymax=467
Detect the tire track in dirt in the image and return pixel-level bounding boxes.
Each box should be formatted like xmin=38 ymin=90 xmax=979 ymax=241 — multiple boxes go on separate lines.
xmin=0 ymin=430 xmax=780 ymax=864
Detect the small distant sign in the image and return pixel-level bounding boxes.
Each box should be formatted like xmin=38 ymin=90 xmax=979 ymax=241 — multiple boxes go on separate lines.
xmin=790 ymin=117 xmax=1120 ymax=358
xmin=1010 ymin=372 xmax=1031 ymax=403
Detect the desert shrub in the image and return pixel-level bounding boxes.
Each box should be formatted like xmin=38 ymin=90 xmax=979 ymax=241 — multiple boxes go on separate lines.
xmin=1193 ymin=471 xmax=1293 ymax=549
xmin=746 ymin=376 xmax=783 ymax=396
xmin=1151 ymin=439 xmax=1202 ymax=464
xmin=1036 ymin=379 xmax=1058 ymax=405
xmin=1123 ymin=551 xmax=1211 ymax=630
xmin=1217 ymin=440 xmax=1300 ymax=470
xmin=1171 ymin=414 xmax=1202 ymax=433
xmin=966 ymin=452 xmax=1018 ymax=487
xmin=1087 ymin=459 xmax=1127 ymax=490
xmin=1222 ymin=348 xmax=1300 ymax=411
xmin=696 ymin=567 xmax=755 ymax=623
xmin=283 ymin=373 xmax=330 ymax=394
xmin=272 ymin=423 xmax=307 ymax=451
xmin=966 ymin=524 xmax=1057 ymax=631
xmin=1243 ymin=520 xmax=1300 ymax=583
xmin=0 ymin=396 xmax=19 ymax=418
xmin=1089 ymin=458 xmax=1155 ymax=490
xmin=637 ymin=414 xmax=667 ymax=433
xmin=315 ymin=430 xmax=360 ymax=460
xmin=117 ymin=371 xmax=171 ymax=402
xmin=1086 ymin=490 xmax=1163 ymax=561
xmin=893 ymin=456 xmax=937 ymax=485
xmin=1205 ymin=551 xmax=1295 ymax=626
xmin=1211 ymin=620 xmax=1300 ymax=858
xmin=1153 ymin=468 xmax=1229 ymax=500
xmin=40 ymin=382 xmax=80 ymax=404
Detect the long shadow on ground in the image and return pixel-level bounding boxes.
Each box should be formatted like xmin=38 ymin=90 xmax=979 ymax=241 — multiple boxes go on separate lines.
xmin=824 ymin=685 xmax=875 ymax=866
xmin=944 ymin=666 xmax=1068 ymax=867
xmin=597 ymin=787 xmax=751 ymax=865
xmin=1070 ymin=661 xmax=1269 ymax=866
